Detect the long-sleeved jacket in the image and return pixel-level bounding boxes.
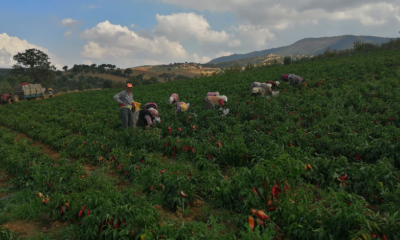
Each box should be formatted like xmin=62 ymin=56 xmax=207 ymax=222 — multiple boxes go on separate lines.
xmin=288 ymin=74 xmax=303 ymax=85
xmin=113 ymin=90 xmax=134 ymax=108
xmin=207 ymin=96 xmax=224 ymax=107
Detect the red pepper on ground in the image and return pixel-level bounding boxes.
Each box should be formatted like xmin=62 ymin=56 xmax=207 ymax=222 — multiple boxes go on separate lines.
xmin=256 ymin=210 xmax=269 ymax=220
xmin=251 ymin=188 xmax=259 ymax=197
xmin=339 ymin=174 xmax=347 ymax=180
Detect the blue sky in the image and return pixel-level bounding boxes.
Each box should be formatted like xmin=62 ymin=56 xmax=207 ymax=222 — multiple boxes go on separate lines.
xmin=0 ymin=0 xmax=399 ymax=69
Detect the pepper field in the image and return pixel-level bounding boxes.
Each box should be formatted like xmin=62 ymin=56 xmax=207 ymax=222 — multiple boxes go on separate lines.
xmin=0 ymin=49 xmax=400 ymax=240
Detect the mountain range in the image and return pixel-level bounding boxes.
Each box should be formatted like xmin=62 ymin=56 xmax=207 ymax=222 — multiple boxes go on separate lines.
xmin=208 ymin=35 xmax=396 ymax=64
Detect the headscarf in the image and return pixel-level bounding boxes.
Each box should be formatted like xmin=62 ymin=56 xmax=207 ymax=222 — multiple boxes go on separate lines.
xmin=220 ymin=95 xmax=228 ymax=102
xmin=215 ymin=92 xmax=220 ymax=96
xmin=148 ymin=108 xmax=158 ymax=118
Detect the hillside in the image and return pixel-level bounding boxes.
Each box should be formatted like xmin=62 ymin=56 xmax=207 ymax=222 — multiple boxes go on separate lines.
xmin=0 ymin=48 xmax=399 ymax=239
xmin=208 ymin=35 xmax=395 ymax=64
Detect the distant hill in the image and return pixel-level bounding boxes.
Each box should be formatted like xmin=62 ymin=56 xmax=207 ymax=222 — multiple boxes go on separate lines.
xmin=208 ymin=35 xmax=395 ymax=64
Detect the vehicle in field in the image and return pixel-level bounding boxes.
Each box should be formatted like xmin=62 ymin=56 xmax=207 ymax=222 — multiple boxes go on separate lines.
xmin=1 ymin=82 xmax=44 ymax=104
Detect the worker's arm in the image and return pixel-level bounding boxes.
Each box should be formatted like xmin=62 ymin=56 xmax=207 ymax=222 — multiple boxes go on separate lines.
xmin=175 ymin=104 xmax=181 ymax=114
xmin=218 ymin=99 xmax=224 ymax=107
xmin=113 ymin=91 xmax=123 ymax=104
xmin=144 ymin=115 xmax=153 ymax=126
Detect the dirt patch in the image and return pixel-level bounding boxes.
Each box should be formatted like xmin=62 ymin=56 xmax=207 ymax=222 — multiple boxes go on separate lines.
xmin=84 ymin=163 xmax=100 ymax=174
xmin=2 ymin=220 xmax=67 ymax=239
xmin=0 ymin=126 xmax=66 ymax=161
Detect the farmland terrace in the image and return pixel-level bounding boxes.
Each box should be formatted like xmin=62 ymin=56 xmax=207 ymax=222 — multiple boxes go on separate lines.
xmin=0 ymin=48 xmax=399 ymax=240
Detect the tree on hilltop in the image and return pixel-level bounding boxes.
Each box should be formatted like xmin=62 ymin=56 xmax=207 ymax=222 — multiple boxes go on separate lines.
xmin=10 ymin=48 xmax=56 ymax=87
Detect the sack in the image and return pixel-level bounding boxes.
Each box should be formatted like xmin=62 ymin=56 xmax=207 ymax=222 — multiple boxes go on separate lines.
xmin=134 ymin=101 xmax=141 ymax=111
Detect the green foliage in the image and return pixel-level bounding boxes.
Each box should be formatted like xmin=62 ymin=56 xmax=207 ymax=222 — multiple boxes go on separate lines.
xmin=102 ymin=79 xmax=113 ymax=89
xmin=225 ymin=63 xmax=241 ymax=74
xmin=10 ymin=49 xmax=56 ymax=88
xmin=283 ymin=56 xmax=292 ymax=65
xmin=61 ymin=87 xmax=68 ymax=93
xmin=0 ymin=81 xmax=13 ymax=94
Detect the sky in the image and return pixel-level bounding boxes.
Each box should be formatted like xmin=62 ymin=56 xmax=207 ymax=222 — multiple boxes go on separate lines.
xmin=0 ymin=0 xmax=399 ymax=69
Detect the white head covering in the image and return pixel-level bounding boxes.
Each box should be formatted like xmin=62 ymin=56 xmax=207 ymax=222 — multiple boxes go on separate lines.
xmin=220 ymin=95 xmax=228 ymax=102
xmin=168 ymin=96 xmax=174 ymax=104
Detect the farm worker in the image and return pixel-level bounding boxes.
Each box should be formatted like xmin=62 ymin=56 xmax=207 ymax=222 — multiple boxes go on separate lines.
xmin=48 ymin=88 xmax=53 ymax=98
xmin=250 ymin=83 xmax=272 ymax=97
xmin=175 ymin=102 xmax=190 ymax=116
xmin=145 ymin=102 xmax=158 ymax=110
xmin=207 ymin=92 xmax=220 ymax=96
xmin=113 ymin=83 xmax=134 ymax=129
xmin=204 ymin=95 xmax=227 ymax=110
xmin=145 ymin=102 xmax=161 ymax=123
xmin=249 ymin=82 xmax=261 ymax=94
xmin=280 ymin=74 xmax=304 ymax=86
xmin=132 ymin=108 xmax=159 ymax=129
xmin=265 ymin=81 xmax=280 ymax=90
xmin=168 ymin=93 xmax=179 ymax=104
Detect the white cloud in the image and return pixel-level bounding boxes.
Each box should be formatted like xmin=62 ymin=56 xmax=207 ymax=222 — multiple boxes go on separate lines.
xmin=191 ymin=53 xmax=211 ymax=63
xmin=215 ymin=51 xmax=232 ymax=58
xmin=80 ymin=21 xmax=189 ymax=67
xmin=231 ymin=24 xmax=276 ymax=49
xmin=228 ymin=39 xmax=241 ymax=47
xmin=83 ymin=59 xmax=93 ymax=65
xmin=64 ymin=30 xmax=73 ymax=37
xmin=61 ymin=18 xmax=80 ymax=27
xmin=130 ymin=24 xmax=135 ymax=28
xmin=0 ymin=33 xmax=63 ymax=69
xmin=155 ymin=0 xmax=400 ymax=29
xmin=153 ymin=12 xmax=232 ymax=43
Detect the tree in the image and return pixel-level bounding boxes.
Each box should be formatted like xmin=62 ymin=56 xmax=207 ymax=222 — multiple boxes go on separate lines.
xmin=149 ymin=77 xmax=158 ymax=84
xmin=126 ymin=77 xmax=141 ymax=86
xmin=103 ymin=79 xmax=113 ymax=89
xmin=283 ymin=56 xmax=292 ymax=65
xmin=10 ymin=48 xmax=56 ymax=87
xmin=0 ymin=81 xmax=13 ymax=94
xmin=56 ymin=70 xmax=63 ymax=76
xmin=63 ymin=66 xmax=68 ymax=71
xmin=77 ymin=79 xmax=84 ymax=91
xmin=85 ymin=84 xmax=92 ymax=90
xmin=124 ymin=68 xmax=133 ymax=75
xmin=61 ymin=87 xmax=68 ymax=93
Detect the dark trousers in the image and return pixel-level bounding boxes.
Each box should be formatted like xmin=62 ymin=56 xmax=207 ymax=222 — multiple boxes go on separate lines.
xmin=120 ymin=108 xmax=133 ymax=129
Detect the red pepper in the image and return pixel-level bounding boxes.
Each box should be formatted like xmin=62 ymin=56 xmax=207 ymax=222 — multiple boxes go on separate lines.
xmin=182 ymin=146 xmax=188 ymax=152
xmin=164 ymin=142 xmax=169 ymax=148
xmin=256 ymin=210 xmax=268 ymax=220
xmin=268 ymin=200 xmax=272 ymax=207
xmin=78 ymin=210 xmax=83 ymax=217
xmin=250 ymin=209 xmax=257 ymax=215
xmin=66 ymin=202 xmax=69 ymax=211
xmin=60 ymin=206 xmax=64 ymax=214
xmin=272 ymin=185 xmax=281 ymax=199
xmin=113 ymin=221 xmax=120 ymax=229
xmin=371 ymin=233 xmax=377 ymax=238
xmin=161 ymin=235 xmax=167 ymax=239
xmin=150 ymin=186 xmax=153 ymax=190
xmin=168 ymin=127 xmax=171 ymax=134
xmin=339 ymin=174 xmax=347 ymax=180
xmin=190 ymin=147 xmax=195 ymax=154
xmin=268 ymin=207 xmax=277 ymax=211
xmin=252 ymin=188 xmax=259 ymax=197
xmin=159 ymin=169 xmax=167 ymax=174
xmin=179 ymin=190 xmax=188 ymax=197
xmin=257 ymin=218 xmax=265 ymax=228
xmin=86 ymin=209 xmax=90 ymax=216
xmin=82 ymin=206 xmax=86 ymax=211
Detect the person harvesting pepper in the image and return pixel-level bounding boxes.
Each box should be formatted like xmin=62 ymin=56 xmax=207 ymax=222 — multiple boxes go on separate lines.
xmin=113 ymin=83 xmax=134 ymax=129
xmin=132 ymin=108 xmax=159 ymax=129
xmin=204 ymin=95 xmax=227 ymax=110
xmin=280 ymin=74 xmax=304 ymax=86
xmin=175 ymin=102 xmax=190 ymax=116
